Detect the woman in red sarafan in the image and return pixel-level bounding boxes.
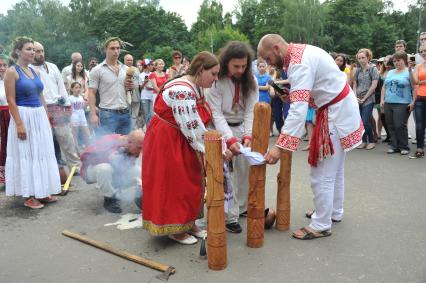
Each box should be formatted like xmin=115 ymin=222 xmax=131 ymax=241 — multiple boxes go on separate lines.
xmin=142 ymin=51 xmax=220 ymax=245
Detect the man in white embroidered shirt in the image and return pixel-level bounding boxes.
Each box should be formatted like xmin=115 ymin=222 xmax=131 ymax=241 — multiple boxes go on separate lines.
xmin=206 ymin=41 xmax=259 ymax=234
xmin=258 ymin=34 xmax=363 ymax=240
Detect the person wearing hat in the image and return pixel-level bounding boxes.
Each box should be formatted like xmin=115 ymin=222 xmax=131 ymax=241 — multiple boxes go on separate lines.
xmin=139 ymin=59 xmax=155 ymax=125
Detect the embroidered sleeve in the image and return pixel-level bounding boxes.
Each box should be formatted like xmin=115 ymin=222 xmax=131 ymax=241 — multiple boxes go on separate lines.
xmin=276 ymin=63 xmax=314 ymax=151
xmin=163 ymin=85 xmax=207 ymax=153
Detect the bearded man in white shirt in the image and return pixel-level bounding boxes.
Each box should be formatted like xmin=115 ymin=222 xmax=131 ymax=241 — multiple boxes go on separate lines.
xmin=258 ymin=34 xmax=363 ymax=240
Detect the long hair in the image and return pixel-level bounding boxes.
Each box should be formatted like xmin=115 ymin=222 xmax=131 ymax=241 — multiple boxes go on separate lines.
xmin=71 ymin=60 xmax=86 ymax=81
xmin=218 ymin=41 xmax=256 ymax=100
xmin=335 ymin=54 xmax=347 ymax=72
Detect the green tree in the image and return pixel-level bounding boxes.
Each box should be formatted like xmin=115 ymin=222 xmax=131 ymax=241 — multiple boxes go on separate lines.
xmin=234 ymin=0 xmax=258 ymax=46
xmin=196 ymin=25 xmax=249 ymax=54
xmin=191 ymin=0 xmax=225 ymax=38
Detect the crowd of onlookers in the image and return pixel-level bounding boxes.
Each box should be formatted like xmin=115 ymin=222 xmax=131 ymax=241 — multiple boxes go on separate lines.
xmin=0 ymin=32 xmax=425 ymax=211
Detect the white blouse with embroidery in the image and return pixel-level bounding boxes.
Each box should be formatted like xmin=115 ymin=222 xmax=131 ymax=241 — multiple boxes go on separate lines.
xmin=162 ymin=79 xmax=207 ymax=153
xmin=276 ymin=44 xmax=363 ymax=152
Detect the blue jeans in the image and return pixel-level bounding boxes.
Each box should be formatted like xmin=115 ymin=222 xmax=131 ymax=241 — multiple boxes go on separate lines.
xmin=359 ymin=103 xmax=374 ymax=143
xmin=414 ymin=99 xmax=426 ymax=149
xmin=141 ymin=99 xmax=153 ymax=125
xmin=98 ymin=109 xmax=131 ymax=136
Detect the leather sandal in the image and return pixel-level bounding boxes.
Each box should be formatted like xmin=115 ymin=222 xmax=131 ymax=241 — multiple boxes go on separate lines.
xmin=292 ymin=227 xmax=332 ymax=240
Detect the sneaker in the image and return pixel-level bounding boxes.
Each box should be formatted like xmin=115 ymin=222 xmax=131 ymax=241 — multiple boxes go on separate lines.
xmin=226 ymin=222 xmax=242 ymax=233
xmin=365 ymin=143 xmax=376 ymax=150
xmin=387 ymin=148 xmax=400 ymax=154
xmin=103 ymin=196 xmax=122 ymax=213
xmin=24 ymin=198 xmax=44 ymax=209
xmin=411 ymin=139 xmax=417 ymax=144
xmin=357 ymin=143 xmax=367 ymax=149
xmin=400 ymin=150 xmax=409 ymax=155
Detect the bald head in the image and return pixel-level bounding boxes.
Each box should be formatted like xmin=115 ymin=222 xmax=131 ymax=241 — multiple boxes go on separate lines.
xmin=71 ymin=52 xmax=82 ymax=63
xmin=257 ymin=34 xmax=288 ymax=70
xmin=33 ymin=41 xmax=45 ymax=65
xmin=127 ymin=129 xmax=145 ymax=156
xmin=124 ymin=54 xmax=134 ymax=67
xmin=258 ymin=34 xmax=286 ymax=51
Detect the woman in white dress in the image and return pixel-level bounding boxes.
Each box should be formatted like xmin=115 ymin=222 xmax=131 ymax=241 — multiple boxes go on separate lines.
xmin=4 ymin=37 xmax=60 ymax=209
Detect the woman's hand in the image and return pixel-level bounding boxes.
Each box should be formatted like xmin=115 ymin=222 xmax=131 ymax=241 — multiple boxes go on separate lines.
xmin=223 ymin=149 xmax=233 ymax=162
xmin=16 ymin=124 xmax=27 ymax=140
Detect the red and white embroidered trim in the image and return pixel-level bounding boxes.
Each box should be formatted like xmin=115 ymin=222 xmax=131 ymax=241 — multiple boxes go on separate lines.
xmin=340 ymin=122 xmax=364 ymax=150
xmin=289 ymin=89 xmax=310 ymax=103
xmin=276 ymin=133 xmax=300 ymax=151
xmin=284 ymin=43 xmax=306 ymax=71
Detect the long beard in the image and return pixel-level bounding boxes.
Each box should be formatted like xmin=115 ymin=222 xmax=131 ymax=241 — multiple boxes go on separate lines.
xmin=230 ymin=76 xmax=241 ymax=83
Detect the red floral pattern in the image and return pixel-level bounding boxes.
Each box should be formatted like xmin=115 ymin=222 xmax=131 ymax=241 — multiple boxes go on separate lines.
xmin=340 ymin=122 xmax=364 ymax=150
xmin=276 ymin=133 xmax=300 ymax=151
xmin=284 ymin=43 xmax=306 ymax=71
xmin=289 ymin=89 xmax=310 ymax=103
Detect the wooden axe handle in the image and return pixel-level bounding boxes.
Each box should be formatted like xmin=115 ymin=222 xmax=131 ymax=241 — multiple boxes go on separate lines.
xmin=62 ymin=230 xmax=176 ymax=274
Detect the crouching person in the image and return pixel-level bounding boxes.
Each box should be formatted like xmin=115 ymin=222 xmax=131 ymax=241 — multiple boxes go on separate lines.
xmin=80 ymin=129 xmax=144 ymax=213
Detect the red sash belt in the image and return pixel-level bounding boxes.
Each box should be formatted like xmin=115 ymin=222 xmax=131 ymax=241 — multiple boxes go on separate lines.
xmin=308 ymin=84 xmax=350 ymax=167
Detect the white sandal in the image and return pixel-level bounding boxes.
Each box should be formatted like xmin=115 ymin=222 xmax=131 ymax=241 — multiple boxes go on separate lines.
xmin=168 ymin=234 xmax=198 ymax=245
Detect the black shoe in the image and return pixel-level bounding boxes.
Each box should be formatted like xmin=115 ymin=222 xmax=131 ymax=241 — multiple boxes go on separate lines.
xmin=104 ymin=196 xmax=122 ymax=213
xmin=226 ymin=222 xmax=242 ymax=233
xmin=239 ymin=210 xmax=247 ymax=217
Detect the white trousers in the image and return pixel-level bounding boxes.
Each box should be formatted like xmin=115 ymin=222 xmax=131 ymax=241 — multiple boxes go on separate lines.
xmin=309 ymin=126 xmax=346 ymax=232
xmin=86 ymin=163 xmax=141 ymax=198
xmin=225 ymin=124 xmax=250 ymax=223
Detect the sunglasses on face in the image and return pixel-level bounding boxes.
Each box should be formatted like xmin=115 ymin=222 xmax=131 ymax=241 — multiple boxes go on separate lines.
xmin=174 ymin=56 xmax=181 ymax=59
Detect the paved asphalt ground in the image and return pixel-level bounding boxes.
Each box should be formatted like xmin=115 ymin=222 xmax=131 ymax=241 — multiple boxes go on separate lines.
xmin=1 ymin=119 xmax=425 ymax=283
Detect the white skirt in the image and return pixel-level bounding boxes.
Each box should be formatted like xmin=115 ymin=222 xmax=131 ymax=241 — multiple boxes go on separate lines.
xmin=6 ymin=106 xmax=61 ymax=198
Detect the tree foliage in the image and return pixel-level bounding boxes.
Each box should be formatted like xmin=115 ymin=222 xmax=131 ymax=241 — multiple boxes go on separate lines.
xmin=0 ymin=0 xmax=425 ymax=69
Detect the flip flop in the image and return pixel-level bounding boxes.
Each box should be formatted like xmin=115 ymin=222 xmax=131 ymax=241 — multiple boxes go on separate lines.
xmin=292 ymin=227 xmax=332 ymax=240
xmin=305 ymin=210 xmax=342 ymax=223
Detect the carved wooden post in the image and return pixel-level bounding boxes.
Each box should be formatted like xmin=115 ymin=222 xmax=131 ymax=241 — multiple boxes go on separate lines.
xmin=204 ymin=131 xmax=227 ymax=270
xmin=247 ymin=102 xmax=271 ymax=248
xmin=276 ymin=150 xmax=292 ymax=231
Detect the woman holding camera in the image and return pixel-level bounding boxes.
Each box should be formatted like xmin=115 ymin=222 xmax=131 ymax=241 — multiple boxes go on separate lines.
xmin=380 ymin=51 xmax=415 ymax=155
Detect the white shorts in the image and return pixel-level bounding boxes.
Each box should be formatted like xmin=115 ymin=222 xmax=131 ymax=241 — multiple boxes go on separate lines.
xmin=71 ymin=111 xmax=88 ymax=127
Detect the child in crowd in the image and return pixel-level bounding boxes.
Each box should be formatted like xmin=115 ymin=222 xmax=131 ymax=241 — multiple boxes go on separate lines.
xmin=69 ymin=82 xmax=91 ymax=151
